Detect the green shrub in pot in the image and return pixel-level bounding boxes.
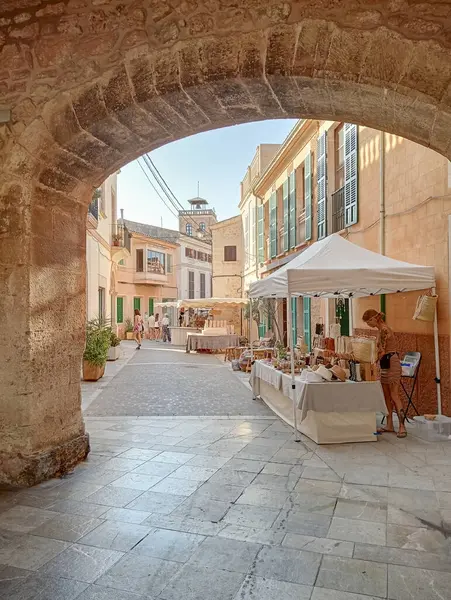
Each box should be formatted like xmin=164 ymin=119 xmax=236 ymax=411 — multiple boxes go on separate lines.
xmin=83 ymin=318 xmax=111 ymax=380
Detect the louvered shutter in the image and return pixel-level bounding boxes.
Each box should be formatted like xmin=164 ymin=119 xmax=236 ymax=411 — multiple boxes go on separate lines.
xmin=289 ymin=171 xmax=296 ymax=248
xmin=257 ymin=204 xmax=264 ymax=264
xmin=344 ymin=123 xmax=358 ymax=227
xmin=269 ymin=191 xmax=277 ymax=258
xmin=304 ymin=153 xmax=312 ymax=241
xmin=116 ymin=297 xmax=124 ymax=323
xmin=317 ymin=132 xmax=327 ymax=240
xmin=148 ymin=297 xmax=154 ymax=316
xmin=133 ymin=297 xmax=141 ymax=311
xmin=282 ymin=179 xmax=289 ymax=252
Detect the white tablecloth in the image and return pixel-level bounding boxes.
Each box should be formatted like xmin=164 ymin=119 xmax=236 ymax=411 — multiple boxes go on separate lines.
xmin=186 ymin=333 xmax=240 ymax=352
xmin=253 ymin=361 xmax=386 ymax=422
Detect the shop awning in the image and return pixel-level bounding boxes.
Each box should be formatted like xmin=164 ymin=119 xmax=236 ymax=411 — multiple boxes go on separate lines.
xmin=180 ymin=298 xmax=248 ymax=309
xmin=249 ymin=234 xmax=435 ymax=299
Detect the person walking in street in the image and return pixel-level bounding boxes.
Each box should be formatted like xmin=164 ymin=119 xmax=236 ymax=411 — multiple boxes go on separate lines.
xmin=162 ymin=313 xmax=171 ymax=343
xmin=133 ymin=308 xmax=143 ymax=350
xmin=154 ymin=313 xmax=161 ymax=341
xmin=148 ymin=313 xmax=156 ymax=340
xmin=362 ymin=309 xmax=406 ymax=438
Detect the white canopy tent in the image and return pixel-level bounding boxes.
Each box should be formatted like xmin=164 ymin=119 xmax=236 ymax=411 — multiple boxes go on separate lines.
xmin=179 ymin=298 xmax=248 ymax=309
xmin=249 ymin=234 xmax=441 ymax=434
xmin=250 ymin=234 xmax=435 ymax=298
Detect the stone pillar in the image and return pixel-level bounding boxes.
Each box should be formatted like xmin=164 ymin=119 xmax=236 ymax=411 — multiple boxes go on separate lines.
xmin=0 ymin=180 xmax=89 ymax=488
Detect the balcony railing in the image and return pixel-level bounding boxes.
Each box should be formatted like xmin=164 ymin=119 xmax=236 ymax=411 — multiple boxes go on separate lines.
xmin=147 ymin=260 xmax=165 ymax=275
xmin=331 ymin=186 xmax=345 ymax=234
xmin=88 ymin=197 xmax=99 ymax=221
xmin=179 ymin=209 xmax=216 ymax=216
xmin=111 ymin=223 xmax=131 ymax=252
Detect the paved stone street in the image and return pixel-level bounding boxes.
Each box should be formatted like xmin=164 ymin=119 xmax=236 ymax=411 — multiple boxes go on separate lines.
xmin=84 ymin=341 xmax=270 ymax=417
xmin=2 ymin=344 xmax=451 ymax=599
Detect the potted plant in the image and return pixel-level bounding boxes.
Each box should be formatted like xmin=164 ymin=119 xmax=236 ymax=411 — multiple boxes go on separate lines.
xmin=108 ymin=332 xmax=121 ymax=361
xmin=112 ymin=233 xmax=121 ymax=247
xmin=125 ymin=318 xmax=134 ymax=340
xmin=83 ymin=318 xmax=111 ymax=381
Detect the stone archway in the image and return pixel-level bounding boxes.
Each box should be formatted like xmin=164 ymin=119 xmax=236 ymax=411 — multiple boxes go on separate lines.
xmin=2 ymin=0 xmax=451 ymax=486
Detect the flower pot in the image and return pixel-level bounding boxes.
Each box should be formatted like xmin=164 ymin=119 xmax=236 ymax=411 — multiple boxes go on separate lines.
xmin=108 ymin=345 xmax=121 ymax=361
xmin=126 ymin=332 xmax=134 ymax=340
xmin=83 ymin=360 xmax=105 ymax=381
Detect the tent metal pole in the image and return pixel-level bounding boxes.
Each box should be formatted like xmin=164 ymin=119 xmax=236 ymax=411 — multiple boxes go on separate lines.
xmin=249 ymin=299 xmax=254 ymax=362
xmin=432 ymin=287 xmax=442 ymax=415
xmin=287 ymin=293 xmax=300 ymax=441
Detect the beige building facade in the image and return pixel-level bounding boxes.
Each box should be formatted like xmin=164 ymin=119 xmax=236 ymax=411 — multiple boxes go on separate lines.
xmin=211 ymin=215 xmax=244 ymax=333
xmin=86 ymin=172 xmax=130 ymax=326
xmin=246 ymin=120 xmax=451 ymax=416
xmin=211 ymin=216 xmax=244 ymax=298
xmin=115 ymin=221 xmax=178 ymax=334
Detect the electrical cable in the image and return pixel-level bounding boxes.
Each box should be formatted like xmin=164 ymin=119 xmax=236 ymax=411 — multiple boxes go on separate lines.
xmin=137 ymin=159 xmax=179 ymax=219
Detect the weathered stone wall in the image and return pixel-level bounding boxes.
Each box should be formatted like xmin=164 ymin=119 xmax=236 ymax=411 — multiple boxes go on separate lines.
xmin=3 ymin=0 xmax=451 ymax=485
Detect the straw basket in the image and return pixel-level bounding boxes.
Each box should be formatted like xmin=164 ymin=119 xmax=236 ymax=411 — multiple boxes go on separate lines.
xmin=351 ymin=338 xmax=377 ymax=363
xmin=413 ymin=294 xmax=438 ymax=322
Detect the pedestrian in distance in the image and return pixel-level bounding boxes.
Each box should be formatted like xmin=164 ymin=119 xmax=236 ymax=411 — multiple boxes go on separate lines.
xmin=133 ymin=308 xmax=143 ymax=350
xmin=154 ymin=313 xmax=161 ymax=341
xmin=162 ymin=313 xmax=171 ymax=343
xmin=148 ymin=312 xmax=156 ymax=340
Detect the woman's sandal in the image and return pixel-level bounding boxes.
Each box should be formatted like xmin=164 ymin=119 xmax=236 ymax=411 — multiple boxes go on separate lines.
xmin=397 ymin=431 xmax=407 ymax=438
xmin=377 ymin=427 xmax=395 ymax=433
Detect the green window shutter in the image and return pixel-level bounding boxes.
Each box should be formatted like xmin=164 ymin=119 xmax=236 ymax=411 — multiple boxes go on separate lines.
xmin=148 ymin=297 xmax=154 ymax=315
xmin=344 ymin=123 xmax=358 ymax=227
xmin=116 ymin=297 xmax=124 ymax=323
xmin=291 ymin=297 xmax=297 ymax=347
xmin=304 ymin=153 xmax=312 ymax=241
xmin=269 ymin=191 xmax=277 ymax=258
xmin=317 ymin=132 xmax=327 ymax=240
xmin=282 ymin=179 xmax=289 ymax=252
xmin=289 ymin=171 xmax=296 ymax=248
xmin=133 ymin=297 xmax=141 ymax=311
xmin=303 ymin=297 xmax=311 ymax=352
xmin=257 ymin=204 xmax=264 ymax=264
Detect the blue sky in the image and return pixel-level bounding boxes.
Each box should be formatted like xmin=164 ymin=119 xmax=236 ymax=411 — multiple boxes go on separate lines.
xmin=117 ymin=119 xmax=297 ymax=229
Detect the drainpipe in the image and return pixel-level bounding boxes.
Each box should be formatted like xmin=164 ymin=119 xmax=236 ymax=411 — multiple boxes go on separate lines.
xmin=380 ymin=131 xmax=386 ymax=317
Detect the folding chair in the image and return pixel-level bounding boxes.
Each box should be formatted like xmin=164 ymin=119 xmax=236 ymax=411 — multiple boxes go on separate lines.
xmin=380 ymin=351 xmax=421 ymax=425
xmin=400 ymin=351 xmax=421 ymax=419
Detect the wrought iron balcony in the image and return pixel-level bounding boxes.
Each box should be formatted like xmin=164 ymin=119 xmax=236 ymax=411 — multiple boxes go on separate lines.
xmin=111 ymin=223 xmax=131 ymax=253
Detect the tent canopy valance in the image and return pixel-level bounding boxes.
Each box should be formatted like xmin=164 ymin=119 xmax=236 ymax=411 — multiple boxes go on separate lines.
xmin=180 ymin=298 xmax=248 ymax=309
xmin=155 ymin=301 xmax=179 ymax=308
xmin=249 ymin=234 xmax=435 ymax=299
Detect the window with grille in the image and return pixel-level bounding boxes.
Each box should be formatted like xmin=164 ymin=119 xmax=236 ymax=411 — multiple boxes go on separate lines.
xmin=224 ymin=245 xmax=237 ymax=261
xmin=199 ymin=222 xmax=206 ymax=231
xmin=188 ymin=271 xmax=195 ymax=298
xmin=186 ymin=223 xmax=193 ymax=236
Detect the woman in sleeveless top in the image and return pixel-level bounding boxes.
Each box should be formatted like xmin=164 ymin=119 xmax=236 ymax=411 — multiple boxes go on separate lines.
xmin=133 ymin=308 xmax=142 ymax=350
xmin=362 ymin=309 xmax=406 ymax=438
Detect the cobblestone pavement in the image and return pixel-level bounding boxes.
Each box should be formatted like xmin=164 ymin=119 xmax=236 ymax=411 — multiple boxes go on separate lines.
xmin=2 ymin=414 xmax=451 ymax=599
xmin=85 ymin=341 xmax=270 ymax=417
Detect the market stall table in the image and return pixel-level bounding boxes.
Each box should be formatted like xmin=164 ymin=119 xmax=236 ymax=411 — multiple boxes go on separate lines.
xmin=186 ymin=333 xmax=240 ymax=353
xmin=169 ymin=326 xmax=201 ymax=346
xmin=251 ymin=361 xmax=387 ymax=444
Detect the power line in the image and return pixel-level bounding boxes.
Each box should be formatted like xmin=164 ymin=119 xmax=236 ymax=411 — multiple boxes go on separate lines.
xmin=137 ymin=159 xmax=179 ymax=219
xmin=143 ymin=154 xmax=212 ymax=239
